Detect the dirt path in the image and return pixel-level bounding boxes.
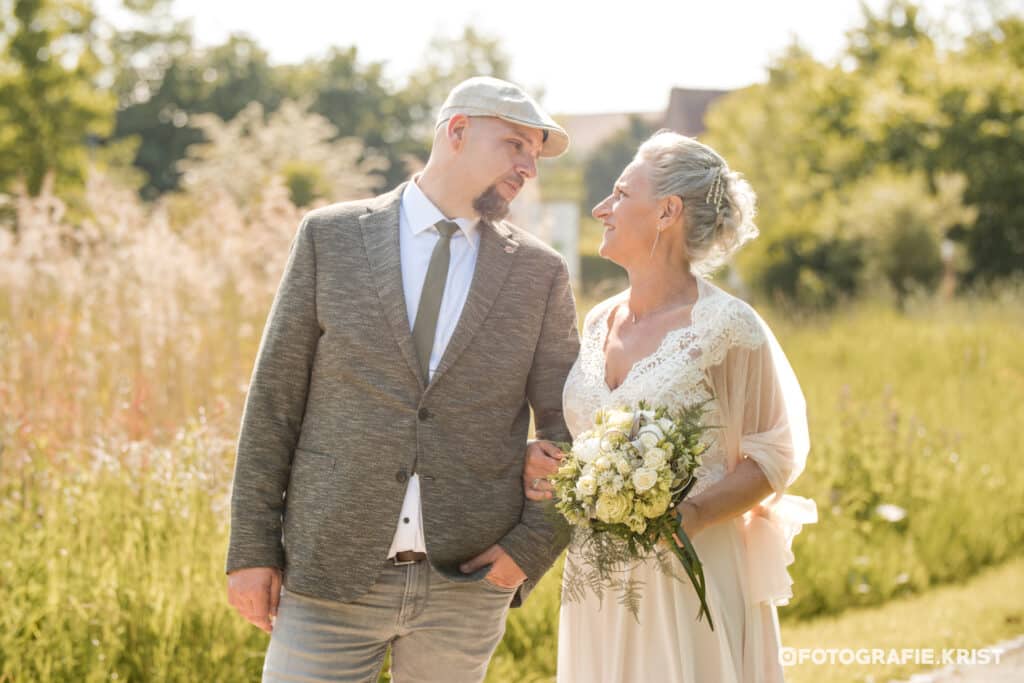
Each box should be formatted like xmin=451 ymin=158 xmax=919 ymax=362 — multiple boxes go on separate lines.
xmin=894 ymin=635 xmax=1024 ymax=682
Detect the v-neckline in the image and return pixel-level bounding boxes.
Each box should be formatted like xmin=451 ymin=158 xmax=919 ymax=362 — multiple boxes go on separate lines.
xmin=598 ymin=279 xmax=706 ymax=394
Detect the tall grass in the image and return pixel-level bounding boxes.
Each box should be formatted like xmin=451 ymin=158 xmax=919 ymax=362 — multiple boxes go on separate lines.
xmin=2 ymin=176 xmax=1022 ymax=680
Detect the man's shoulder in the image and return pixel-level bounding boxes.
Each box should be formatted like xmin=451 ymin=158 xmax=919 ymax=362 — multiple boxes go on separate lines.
xmin=302 ymin=190 xmax=399 ymax=227
xmin=498 ymin=220 xmax=566 ymax=264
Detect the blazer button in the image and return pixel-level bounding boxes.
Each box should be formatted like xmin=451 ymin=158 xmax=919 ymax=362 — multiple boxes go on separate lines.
xmin=396 ymin=470 xmax=408 ymax=484
xmin=418 ymin=407 xmax=431 ymax=421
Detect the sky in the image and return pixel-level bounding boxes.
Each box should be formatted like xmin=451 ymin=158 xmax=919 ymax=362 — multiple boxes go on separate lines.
xmin=97 ymin=0 xmax=991 ymax=114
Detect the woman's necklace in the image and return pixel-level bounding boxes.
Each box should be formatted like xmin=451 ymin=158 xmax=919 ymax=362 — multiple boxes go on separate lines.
xmin=627 ymin=285 xmax=697 ymax=325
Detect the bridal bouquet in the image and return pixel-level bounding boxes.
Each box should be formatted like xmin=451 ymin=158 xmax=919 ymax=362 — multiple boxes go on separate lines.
xmin=551 ymin=401 xmax=714 ymax=628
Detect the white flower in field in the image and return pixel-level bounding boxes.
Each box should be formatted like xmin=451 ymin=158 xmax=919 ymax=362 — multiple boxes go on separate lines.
xmin=638 ymin=431 xmax=660 ymax=451
xmin=576 ymin=474 xmax=598 ymax=497
xmin=643 ymin=447 xmax=667 ymax=470
xmin=875 ymin=503 xmax=907 ymax=523
xmin=632 ymin=467 xmax=658 ymax=492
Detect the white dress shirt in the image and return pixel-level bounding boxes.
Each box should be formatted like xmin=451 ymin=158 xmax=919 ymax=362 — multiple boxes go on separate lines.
xmin=387 ymin=179 xmax=481 ymax=559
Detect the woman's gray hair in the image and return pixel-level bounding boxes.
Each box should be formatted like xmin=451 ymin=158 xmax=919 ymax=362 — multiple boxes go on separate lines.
xmin=635 ymin=130 xmax=758 ymax=276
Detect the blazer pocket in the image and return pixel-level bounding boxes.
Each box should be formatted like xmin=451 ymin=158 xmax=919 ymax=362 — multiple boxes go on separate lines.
xmin=282 ymin=448 xmax=336 ymax=561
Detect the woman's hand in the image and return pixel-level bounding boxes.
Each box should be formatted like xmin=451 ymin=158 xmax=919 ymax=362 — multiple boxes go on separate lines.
xmin=523 ymin=440 xmax=563 ymax=501
xmin=675 ymin=500 xmax=704 ymax=539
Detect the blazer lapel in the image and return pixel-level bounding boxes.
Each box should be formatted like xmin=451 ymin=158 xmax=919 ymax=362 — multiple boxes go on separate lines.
xmin=431 ymin=219 xmax=519 ymax=386
xmin=358 ymin=183 xmax=424 ymax=389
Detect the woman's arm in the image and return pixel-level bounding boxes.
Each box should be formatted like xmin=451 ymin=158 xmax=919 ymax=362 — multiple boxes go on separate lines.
xmin=676 ymin=458 xmax=774 ymax=538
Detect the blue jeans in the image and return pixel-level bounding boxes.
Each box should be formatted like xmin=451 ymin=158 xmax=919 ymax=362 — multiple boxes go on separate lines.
xmin=262 ymin=560 xmax=518 ymax=682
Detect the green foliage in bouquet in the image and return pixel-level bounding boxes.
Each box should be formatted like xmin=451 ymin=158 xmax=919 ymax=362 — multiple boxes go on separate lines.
xmin=550 ymin=401 xmax=716 ymax=628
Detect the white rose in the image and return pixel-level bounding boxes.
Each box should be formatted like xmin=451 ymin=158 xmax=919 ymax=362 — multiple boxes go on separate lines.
xmin=638 ymin=432 xmax=660 ymax=451
xmin=604 ymin=409 xmax=634 ymax=431
xmin=594 ymin=455 xmax=613 ymax=472
xmin=615 ymin=456 xmax=632 ymax=476
xmin=638 ymin=424 xmax=665 ymax=441
xmin=631 ymin=467 xmax=659 ymax=492
xmin=637 ymin=496 xmax=669 ymax=519
xmin=576 ymin=437 xmax=601 ymax=464
xmin=595 ymin=493 xmax=631 ymax=524
xmin=626 ymin=512 xmax=647 ymax=533
xmin=643 ymin=447 xmax=667 ymax=470
xmin=576 ymin=474 xmax=598 ymax=497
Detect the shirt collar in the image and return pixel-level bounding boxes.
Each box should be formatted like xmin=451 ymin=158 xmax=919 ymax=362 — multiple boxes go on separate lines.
xmin=401 ymin=177 xmax=481 ymax=247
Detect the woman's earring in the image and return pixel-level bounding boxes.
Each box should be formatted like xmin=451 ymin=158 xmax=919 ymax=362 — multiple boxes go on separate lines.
xmin=649 ymin=228 xmax=663 ymax=259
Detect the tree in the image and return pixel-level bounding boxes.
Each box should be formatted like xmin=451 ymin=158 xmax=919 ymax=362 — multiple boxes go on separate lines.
xmin=401 ymin=26 xmax=513 ymax=138
xmin=282 ymin=47 xmax=409 ymax=190
xmin=940 ymin=16 xmax=1024 ymax=282
xmin=111 ymin=33 xmax=284 ymax=197
xmin=703 ymin=1 xmax=1024 ymax=301
xmin=178 ymin=98 xmax=384 ymax=208
xmin=581 ymin=116 xmax=658 ymax=215
xmin=0 ymin=0 xmax=115 ymax=196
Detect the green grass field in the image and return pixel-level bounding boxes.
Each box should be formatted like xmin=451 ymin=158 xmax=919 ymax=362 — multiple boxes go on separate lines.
xmin=2 ymin=253 xmax=1022 ymax=680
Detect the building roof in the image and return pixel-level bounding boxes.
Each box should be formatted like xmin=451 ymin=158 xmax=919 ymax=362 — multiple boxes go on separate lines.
xmin=557 ymin=111 xmax=664 ymax=159
xmin=664 ymin=87 xmax=731 ymax=137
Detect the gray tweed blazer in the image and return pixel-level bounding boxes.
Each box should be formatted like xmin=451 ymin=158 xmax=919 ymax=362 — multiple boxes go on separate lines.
xmin=226 ymin=182 xmax=580 ymax=606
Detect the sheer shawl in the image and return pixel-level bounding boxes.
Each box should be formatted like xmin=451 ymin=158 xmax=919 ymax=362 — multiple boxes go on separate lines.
xmin=705 ymin=298 xmax=818 ymax=606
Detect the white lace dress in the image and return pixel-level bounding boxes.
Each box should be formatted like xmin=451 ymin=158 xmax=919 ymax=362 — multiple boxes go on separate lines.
xmin=557 ymin=278 xmax=818 ymax=683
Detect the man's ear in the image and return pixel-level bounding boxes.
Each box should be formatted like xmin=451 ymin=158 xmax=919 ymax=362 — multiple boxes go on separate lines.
xmin=446 ymin=114 xmax=470 ymax=151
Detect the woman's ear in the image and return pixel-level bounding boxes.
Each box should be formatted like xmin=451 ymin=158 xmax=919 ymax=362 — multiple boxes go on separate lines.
xmin=660 ymin=195 xmax=684 ymax=225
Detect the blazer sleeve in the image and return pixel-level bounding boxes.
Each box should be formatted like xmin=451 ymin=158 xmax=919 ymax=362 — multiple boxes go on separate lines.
xmin=499 ymin=255 xmax=580 ymax=592
xmin=226 ymin=214 xmax=320 ymax=573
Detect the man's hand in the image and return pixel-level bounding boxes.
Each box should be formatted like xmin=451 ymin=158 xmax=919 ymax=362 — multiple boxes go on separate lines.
xmin=523 ymin=440 xmax=563 ymax=501
xmin=459 ymin=545 xmax=527 ymax=589
xmin=227 ymin=567 xmax=282 ymax=633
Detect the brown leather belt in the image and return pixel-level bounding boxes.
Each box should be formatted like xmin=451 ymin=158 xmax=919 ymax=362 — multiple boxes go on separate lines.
xmin=392 ymin=551 xmax=427 ymax=566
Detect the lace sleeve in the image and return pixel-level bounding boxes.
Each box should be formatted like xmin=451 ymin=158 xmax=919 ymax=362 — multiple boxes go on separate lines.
xmin=706 ymin=299 xmax=808 ymax=493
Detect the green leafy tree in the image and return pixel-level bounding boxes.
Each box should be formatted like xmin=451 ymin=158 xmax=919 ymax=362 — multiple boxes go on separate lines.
xmin=704 ymin=1 xmax=1024 ymax=302
xmin=0 ymin=0 xmax=115 ymax=196
xmin=401 ymin=26 xmax=513 ymax=139
xmin=111 ymin=33 xmax=284 ymax=197
xmin=581 ymin=115 xmax=658 ymax=215
xmin=280 ymin=47 xmax=409 ymax=190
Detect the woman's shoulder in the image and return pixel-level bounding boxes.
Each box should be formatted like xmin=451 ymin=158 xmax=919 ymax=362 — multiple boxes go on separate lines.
xmin=580 ymin=290 xmax=628 ymax=333
xmin=699 ymin=279 xmax=767 ymax=351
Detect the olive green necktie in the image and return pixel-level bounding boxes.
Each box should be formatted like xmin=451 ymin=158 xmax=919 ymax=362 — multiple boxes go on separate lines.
xmin=412 ymin=220 xmax=459 ymax=384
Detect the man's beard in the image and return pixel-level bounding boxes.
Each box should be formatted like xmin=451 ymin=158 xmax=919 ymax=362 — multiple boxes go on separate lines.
xmin=473 ymin=182 xmax=517 ymax=222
